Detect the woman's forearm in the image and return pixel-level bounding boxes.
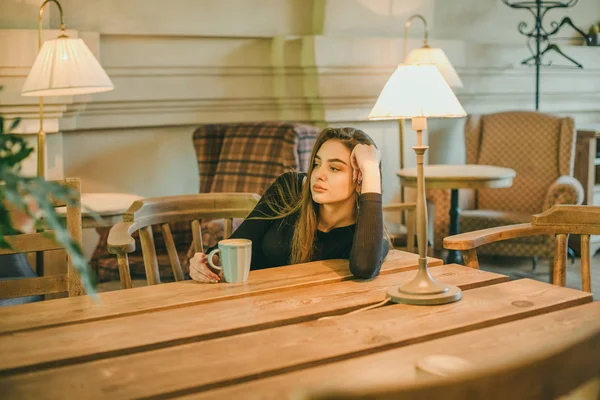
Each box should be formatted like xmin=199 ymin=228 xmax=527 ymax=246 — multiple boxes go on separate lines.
xmin=360 ymin=165 xmax=381 ymax=194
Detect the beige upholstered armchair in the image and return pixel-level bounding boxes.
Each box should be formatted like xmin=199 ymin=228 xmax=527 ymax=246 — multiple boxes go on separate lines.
xmin=430 ymin=111 xmax=584 ymax=264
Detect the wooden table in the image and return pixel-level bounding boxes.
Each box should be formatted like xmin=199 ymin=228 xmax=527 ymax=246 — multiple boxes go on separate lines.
xmin=0 ymin=250 xmax=596 ymax=399
xmin=398 ymin=164 xmax=516 ymax=264
xmin=57 ymin=192 xmax=142 ymax=229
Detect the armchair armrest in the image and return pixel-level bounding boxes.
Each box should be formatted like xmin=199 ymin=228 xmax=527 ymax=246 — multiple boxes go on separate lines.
xmin=106 ymin=221 xmax=138 ymax=289
xmin=542 ymin=176 xmax=584 ymax=210
xmin=443 ymin=223 xmax=552 ymax=269
xmin=107 ymin=221 xmax=136 ymax=255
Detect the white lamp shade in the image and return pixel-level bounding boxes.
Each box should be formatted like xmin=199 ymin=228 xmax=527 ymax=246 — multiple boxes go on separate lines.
xmin=405 ymin=47 xmax=463 ymax=88
xmin=369 ymin=64 xmax=466 ymax=120
xmin=22 ymin=37 xmax=114 ymax=97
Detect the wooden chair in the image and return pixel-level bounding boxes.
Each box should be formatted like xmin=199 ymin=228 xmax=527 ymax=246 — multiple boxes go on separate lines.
xmin=444 ymin=204 xmax=597 ymax=292
xmin=107 ymin=193 xmax=260 ymax=289
xmin=307 ymin=308 xmax=600 ymax=399
xmin=91 ymin=122 xmax=319 ymax=284
xmin=382 ymin=202 xmax=417 ymax=253
xmin=0 ymin=178 xmax=84 ymax=300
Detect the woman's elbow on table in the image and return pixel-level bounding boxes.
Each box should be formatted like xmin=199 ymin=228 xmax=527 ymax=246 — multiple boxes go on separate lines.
xmin=349 ymin=260 xmax=381 ymax=280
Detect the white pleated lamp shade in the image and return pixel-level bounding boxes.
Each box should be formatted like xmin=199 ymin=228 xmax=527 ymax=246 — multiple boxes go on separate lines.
xmin=21 ymin=37 xmax=114 ymax=97
xmin=405 ymin=47 xmax=463 ymax=88
xmin=369 ymin=64 xmax=466 ymax=120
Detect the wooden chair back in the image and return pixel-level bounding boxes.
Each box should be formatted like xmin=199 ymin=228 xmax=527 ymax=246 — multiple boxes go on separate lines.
xmin=0 ymin=178 xmax=83 ymax=300
xmin=382 ymin=202 xmax=417 ymax=254
xmin=308 ymin=313 xmax=600 ymax=400
xmin=107 ymin=193 xmax=260 ymax=289
xmin=444 ymin=204 xmax=600 ymax=292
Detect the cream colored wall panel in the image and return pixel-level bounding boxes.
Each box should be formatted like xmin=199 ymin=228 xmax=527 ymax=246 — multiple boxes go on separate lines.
xmin=96 ymin=73 xmax=275 ymax=101
xmin=15 ymin=133 xmax=64 ymax=179
xmin=311 ymin=35 xmax=466 ymax=67
xmin=68 ymin=105 xmax=289 ymax=131
xmin=321 ymin=0 xmax=435 ymax=37
xmin=44 ymin=0 xmax=315 ymax=37
xmin=101 ymin=35 xmax=273 ymax=68
xmin=0 ymin=0 xmax=51 ymax=29
xmin=62 ymin=126 xmax=199 ymax=197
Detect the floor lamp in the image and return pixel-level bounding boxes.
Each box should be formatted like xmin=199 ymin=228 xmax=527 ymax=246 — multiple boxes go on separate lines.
xmin=395 ymin=15 xmax=464 ymax=236
xmin=21 ymin=0 xmax=114 ymax=178
xmin=369 ymin=64 xmax=466 ymax=305
xmin=399 ymin=15 xmax=463 ymax=170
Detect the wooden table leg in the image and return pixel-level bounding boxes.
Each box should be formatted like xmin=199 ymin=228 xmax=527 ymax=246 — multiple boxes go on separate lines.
xmin=447 ymin=188 xmax=463 ymax=265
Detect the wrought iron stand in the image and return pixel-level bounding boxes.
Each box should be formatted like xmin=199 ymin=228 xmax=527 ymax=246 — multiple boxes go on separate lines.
xmin=502 ymin=0 xmax=590 ymax=110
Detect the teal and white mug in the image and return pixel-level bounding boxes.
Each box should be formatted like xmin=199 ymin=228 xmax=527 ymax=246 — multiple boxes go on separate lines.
xmin=208 ymin=239 xmax=252 ymax=283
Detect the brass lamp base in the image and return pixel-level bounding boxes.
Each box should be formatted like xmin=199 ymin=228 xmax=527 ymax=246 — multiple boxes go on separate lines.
xmin=387 ymin=266 xmax=462 ymax=305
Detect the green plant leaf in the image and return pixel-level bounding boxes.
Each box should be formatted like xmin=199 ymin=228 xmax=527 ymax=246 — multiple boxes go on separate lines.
xmin=0 ymin=134 xmax=34 ymax=169
xmin=8 ymin=118 xmax=21 ymax=133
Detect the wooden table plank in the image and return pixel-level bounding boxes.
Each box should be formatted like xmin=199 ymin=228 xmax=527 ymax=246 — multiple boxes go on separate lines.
xmin=0 ymin=250 xmax=440 ymax=334
xmin=1 ymin=279 xmax=591 ymax=400
xmin=191 ymin=301 xmax=600 ymax=400
xmin=0 ymin=265 xmax=507 ymax=374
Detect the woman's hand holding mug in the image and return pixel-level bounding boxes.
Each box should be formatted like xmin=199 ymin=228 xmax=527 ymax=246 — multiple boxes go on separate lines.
xmin=189 ymin=252 xmax=222 ymax=284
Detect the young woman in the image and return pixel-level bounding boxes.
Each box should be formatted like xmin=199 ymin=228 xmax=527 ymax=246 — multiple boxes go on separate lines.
xmin=189 ymin=127 xmax=389 ymax=283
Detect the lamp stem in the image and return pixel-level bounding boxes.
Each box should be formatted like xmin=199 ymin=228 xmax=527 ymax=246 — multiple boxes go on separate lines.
xmin=386 ymin=117 xmax=462 ymax=305
xmin=403 ymin=14 xmax=429 ymax=62
xmin=415 ymin=129 xmax=428 ymax=267
xmin=36 ymin=0 xmax=65 ymax=178
xmin=37 ymin=99 xmax=45 ymax=178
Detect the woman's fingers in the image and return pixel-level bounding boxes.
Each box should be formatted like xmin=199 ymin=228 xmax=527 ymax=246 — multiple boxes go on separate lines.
xmin=189 ymin=253 xmax=220 ymax=283
xmin=350 ymin=150 xmax=360 ymax=182
xmin=189 ymin=267 xmax=210 ymax=283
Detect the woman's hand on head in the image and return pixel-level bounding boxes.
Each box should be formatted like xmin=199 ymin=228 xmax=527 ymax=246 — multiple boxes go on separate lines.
xmin=189 ymin=252 xmax=223 ymax=284
xmin=350 ymin=144 xmax=381 ymax=183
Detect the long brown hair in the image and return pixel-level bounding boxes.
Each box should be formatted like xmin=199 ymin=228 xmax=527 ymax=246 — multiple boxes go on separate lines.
xmin=262 ymin=127 xmax=387 ymax=264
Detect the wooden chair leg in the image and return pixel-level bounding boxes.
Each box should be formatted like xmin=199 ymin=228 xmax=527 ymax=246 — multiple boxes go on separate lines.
xmin=462 ymin=249 xmax=480 ymax=269
xmin=191 ymin=220 xmax=203 ymax=253
xmin=161 ymin=223 xmax=184 ymax=282
xmin=116 ymin=253 xmax=132 ymax=289
xmin=224 ymin=218 xmax=233 ymax=239
xmin=553 ymin=234 xmax=568 ymax=287
xmin=581 ymin=235 xmax=592 ymax=293
xmin=139 ymin=226 xmax=161 ymax=285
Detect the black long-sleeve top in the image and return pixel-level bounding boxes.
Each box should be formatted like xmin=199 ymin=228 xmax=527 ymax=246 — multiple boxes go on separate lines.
xmin=212 ymin=172 xmax=389 ymax=279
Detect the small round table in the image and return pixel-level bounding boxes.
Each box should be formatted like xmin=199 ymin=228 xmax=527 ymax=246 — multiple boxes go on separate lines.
xmin=57 ymin=192 xmax=142 ymax=228
xmin=397 ymin=164 xmax=516 ymax=264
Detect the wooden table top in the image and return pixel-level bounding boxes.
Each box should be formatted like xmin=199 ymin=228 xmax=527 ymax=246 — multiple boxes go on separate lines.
xmin=0 ymin=249 xmax=596 ymax=399
xmin=56 ymin=192 xmax=142 ymax=228
xmin=397 ymin=164 xmax=516 ymax=189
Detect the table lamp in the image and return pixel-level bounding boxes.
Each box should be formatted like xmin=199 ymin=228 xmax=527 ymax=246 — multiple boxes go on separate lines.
xmin=21 ymin=0 xmax=114 ymax=177
xmin=369 ymin=64 xmax=466 ymax=305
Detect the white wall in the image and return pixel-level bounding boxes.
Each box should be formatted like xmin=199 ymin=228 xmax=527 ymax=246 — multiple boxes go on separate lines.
xmin=2 ymin=0 xmax=600 ymax=207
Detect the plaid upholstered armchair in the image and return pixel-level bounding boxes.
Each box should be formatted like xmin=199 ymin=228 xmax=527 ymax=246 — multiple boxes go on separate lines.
xmin=430 ymin=111 xmax=584 ymax=264
xmin=192 ymin=122 xmax=319 ymax=251
xmin=90 ymin=122 xmax=319 ymax=283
